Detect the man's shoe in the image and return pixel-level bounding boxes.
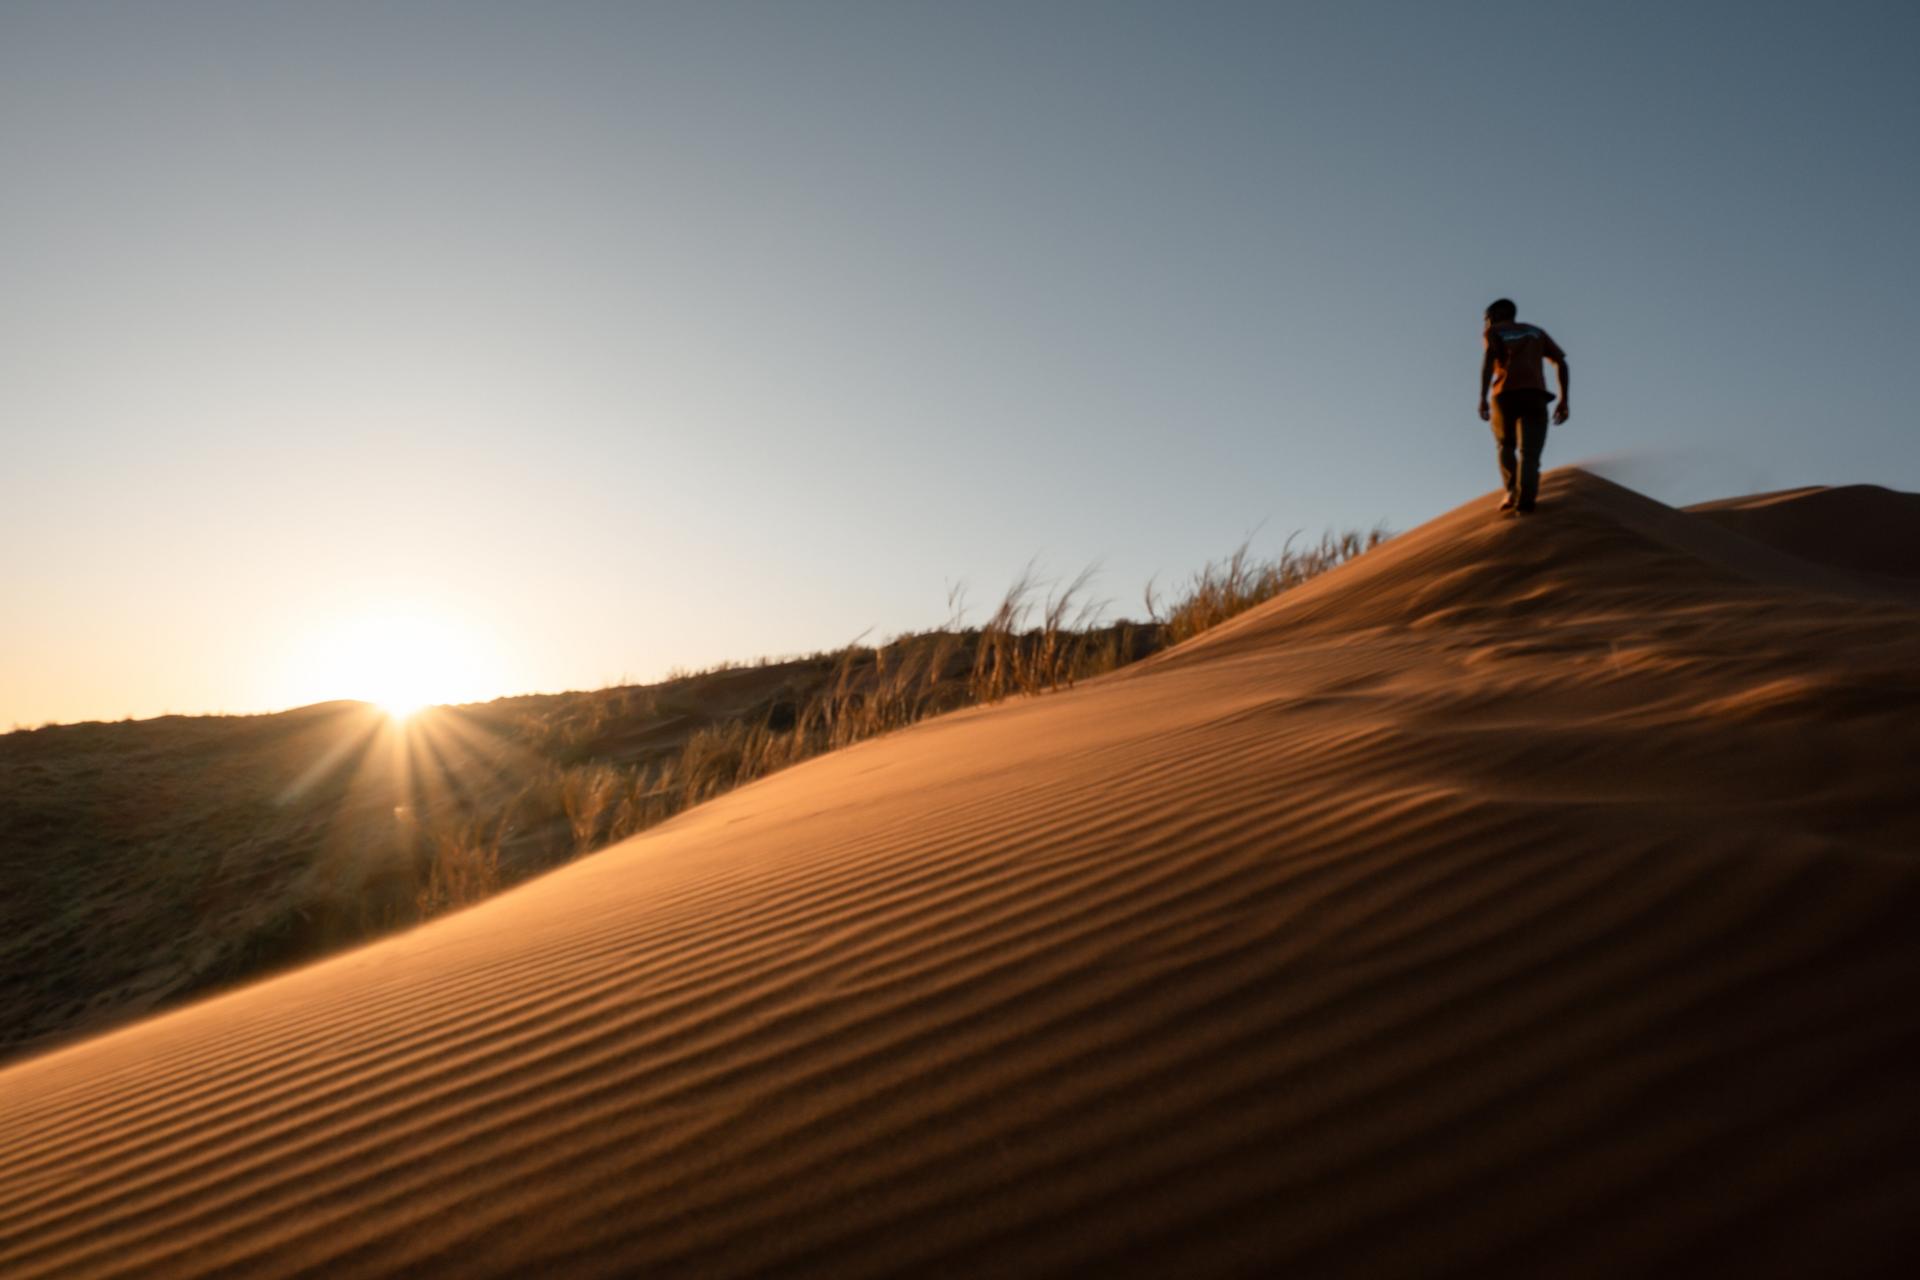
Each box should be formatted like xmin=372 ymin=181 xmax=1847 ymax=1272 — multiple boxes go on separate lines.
xmin=1498 ymin=495 xmax=1517 ymax=513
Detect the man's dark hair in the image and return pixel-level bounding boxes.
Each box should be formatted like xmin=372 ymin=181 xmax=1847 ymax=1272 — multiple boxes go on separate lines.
xmin=1485 ymin=298 xmax=1517 ymax=322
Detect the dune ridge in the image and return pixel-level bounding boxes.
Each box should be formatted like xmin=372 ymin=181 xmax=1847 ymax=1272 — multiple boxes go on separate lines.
xmin=3 ymin=468 xmax=1918 ymax=1276
xmin=1685 ymin=483 xmax=1920 ymax=582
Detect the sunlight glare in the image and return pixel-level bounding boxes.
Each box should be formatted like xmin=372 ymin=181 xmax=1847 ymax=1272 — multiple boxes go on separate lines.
xmin=381 ymin=696 xmax=427 ymax=723
xmin=286 ymin=605 xmax=503 ymax=720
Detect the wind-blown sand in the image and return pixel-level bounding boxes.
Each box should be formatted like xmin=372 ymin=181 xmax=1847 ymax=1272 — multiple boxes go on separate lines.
xmin=3 ymin=468 xmax=1918 ymax=1277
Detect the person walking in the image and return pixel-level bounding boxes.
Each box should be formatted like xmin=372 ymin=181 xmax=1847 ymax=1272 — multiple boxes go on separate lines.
xmin=1478 ymin=299 xmax=1570 ymax=514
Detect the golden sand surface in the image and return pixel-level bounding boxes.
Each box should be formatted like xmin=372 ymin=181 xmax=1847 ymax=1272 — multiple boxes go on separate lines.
xmin=3 ymin=469 xmax=1917 ymax=1277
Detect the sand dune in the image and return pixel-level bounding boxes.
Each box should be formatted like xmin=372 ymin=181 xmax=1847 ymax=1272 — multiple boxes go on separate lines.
xmin=3 ymin=468 xmax=1918 ymax=1277
xmin=1686 ymin=484 xmax=1920 ymax=582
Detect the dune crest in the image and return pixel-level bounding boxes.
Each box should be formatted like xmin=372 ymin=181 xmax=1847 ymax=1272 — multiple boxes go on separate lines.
xmin=1686 ymin=483 xmax=1920 ymax=581
xmin=3 ymin=468 xmax=1918 ymax=1277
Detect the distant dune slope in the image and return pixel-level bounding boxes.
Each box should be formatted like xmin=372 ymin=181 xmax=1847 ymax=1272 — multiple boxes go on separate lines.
xmin=3 ymin=468 xmax=1918 ymax=1277
xmin=1685 ymin=484 xmax=1920 ymax=581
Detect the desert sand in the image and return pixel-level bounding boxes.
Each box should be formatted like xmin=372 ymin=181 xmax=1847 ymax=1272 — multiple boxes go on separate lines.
xmin=3 ymin=467 xmax=1918 ymax=1277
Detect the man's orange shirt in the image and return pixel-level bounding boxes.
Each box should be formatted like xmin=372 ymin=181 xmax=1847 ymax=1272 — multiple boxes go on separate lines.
xmin=1486 ymin=323 xmax=1566 ymax=399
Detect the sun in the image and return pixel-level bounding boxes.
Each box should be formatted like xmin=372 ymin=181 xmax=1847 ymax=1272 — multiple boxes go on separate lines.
xmin=286 ymin=605 xmax=503 ymax=720
xmin=379 ymin=695 xmax=428 ymax=723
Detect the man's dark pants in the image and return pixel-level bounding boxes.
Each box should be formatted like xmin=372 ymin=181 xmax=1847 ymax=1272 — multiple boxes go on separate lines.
xmin=1490 ymin=390 xmax=1552 ymax=510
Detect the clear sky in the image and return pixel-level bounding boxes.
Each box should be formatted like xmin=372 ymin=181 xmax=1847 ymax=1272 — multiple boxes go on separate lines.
xmin=4 ymin=1 xmax=1916 ymax=727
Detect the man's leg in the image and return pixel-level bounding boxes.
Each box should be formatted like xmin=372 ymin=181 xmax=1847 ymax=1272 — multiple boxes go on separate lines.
xmin=1489 ymin=397 xmax=1520 ymax=506
xmin=1517 ymin=399 xmax=1551 ymax=511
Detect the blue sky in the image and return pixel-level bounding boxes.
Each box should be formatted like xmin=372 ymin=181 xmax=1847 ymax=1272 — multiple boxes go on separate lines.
xmin=4 ymin=1 xmax=1916 ymax=725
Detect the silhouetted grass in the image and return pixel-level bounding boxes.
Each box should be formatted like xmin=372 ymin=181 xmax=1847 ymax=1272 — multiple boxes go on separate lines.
xmin=1145 ymin=528 xmax=1390 ymax=645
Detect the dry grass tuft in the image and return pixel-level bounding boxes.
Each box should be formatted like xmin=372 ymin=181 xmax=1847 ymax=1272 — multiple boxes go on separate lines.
xmin=967 ymin=565 xmax=1121 ymax=701
xmin=416 ymin=817 xmax=505 ymax=917
xmin=1146 ymin=528 xmax=1390 ymax=646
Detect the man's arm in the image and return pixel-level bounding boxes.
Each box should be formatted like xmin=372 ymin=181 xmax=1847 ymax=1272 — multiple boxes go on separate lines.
xmin=1478 ymin=344 xmax=1495 ymax=421
xmin=1545 ymin=333 xmax=1570 ymax=423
